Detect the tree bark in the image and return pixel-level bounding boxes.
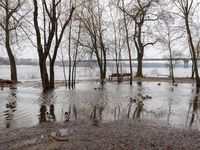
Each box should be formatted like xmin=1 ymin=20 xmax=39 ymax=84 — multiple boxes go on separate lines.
xmin=5 ymin=32 xmax=17 ymax=82
xmin=4 ymin=1 xmax=18 ymax=82
xmin=122 ymin=0 xmax=133 ymax=85
xmin=33 ymin=0 xmax=74 ymax=91
xmin=185 ymin=15 xmax=200 ymax=87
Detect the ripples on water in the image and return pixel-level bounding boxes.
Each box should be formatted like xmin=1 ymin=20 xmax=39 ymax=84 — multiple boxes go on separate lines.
xmin=0 ymin=81 xmax=199 ymax=130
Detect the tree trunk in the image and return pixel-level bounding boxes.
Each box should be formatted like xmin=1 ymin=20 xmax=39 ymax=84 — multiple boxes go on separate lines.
xmin=136 ymin=52 xmax=143 ymax=77
xmin=191 ymin=64 xmax=195 ymax=79
xmin=169 ymin=60 xmax=175 ymax=83
xmin=103 ymin=49 xmax=107 ymax=79
xmin=185 ymin=16 xmax=200 ymax=87
xmin=39 ymin=58 xmax=50 ymax=91
xmin=68 ymin=20 xmax=72 ymax=88
xmin=6 ymin=42 xmax=17 ymax=82
xmin=169 ymin=43 xmax=175 ymax=83
xmin=5 ymin=2 xmax=17 ymax=82
xmin=122 ymin=0 xmax=132 ymax=85
xmin=50 ymin=62 xmax=55 ymax=88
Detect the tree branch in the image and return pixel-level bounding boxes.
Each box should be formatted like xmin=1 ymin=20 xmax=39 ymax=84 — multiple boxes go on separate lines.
xmin=143 ymin=40 xmax=157 ymax=47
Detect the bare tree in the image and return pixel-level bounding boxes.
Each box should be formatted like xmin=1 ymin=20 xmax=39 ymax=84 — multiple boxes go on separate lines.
xmin=189 ymin=5 xmax=200 ymax=79
xmin=117 ymin=0 xmax=158 ymax=77
xmin=67 ymin=6 xmax=86 ymax=89
xmin=121 ymin=0 xmax=133 ymax=85
xmin=172 ymin=0 xmax=200 ymax=87
xmin=80 ymin=0 xmax=107 ymax=84
xmin=109 ymin=1 xmax=125 ymax=83
xmin=33 ymin=0 xmax=75 ymax=91
xmin=156 ymin=2 xmax=184 ymax=83
xmin=0 ymin=0 xmax=26 ymax=82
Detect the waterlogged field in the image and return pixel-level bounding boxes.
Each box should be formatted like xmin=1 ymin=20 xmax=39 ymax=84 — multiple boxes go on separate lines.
xmin=0 ymin=81 xmax=199 ymax=130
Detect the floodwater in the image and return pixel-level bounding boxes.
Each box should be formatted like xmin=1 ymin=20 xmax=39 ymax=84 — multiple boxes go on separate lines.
xmin=0 ymin=81 xmax=199 ymax=130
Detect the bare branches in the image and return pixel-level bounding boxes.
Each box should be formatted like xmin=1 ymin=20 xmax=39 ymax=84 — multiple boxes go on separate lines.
xmin=143 ymin=40 xmax=157 ymax=47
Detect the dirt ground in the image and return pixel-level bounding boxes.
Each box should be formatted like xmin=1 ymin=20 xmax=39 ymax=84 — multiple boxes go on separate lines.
xmin=1 ymin=119 xmax=200 ymax=150
xmin=0 ymin=77 xmax=199 ymax=150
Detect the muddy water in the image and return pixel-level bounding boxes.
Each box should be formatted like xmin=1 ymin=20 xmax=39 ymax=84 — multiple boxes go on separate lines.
xmin=0 ymin=81 xmax=199 ymax=130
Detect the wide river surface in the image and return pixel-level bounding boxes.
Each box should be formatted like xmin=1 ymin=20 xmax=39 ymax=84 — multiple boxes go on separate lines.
xmin=0 ymin=66 xmax=199 ymax=130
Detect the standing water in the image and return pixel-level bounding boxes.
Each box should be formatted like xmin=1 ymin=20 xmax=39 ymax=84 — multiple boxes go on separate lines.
xmin=0 ymin=80 xmax=199 ymax=130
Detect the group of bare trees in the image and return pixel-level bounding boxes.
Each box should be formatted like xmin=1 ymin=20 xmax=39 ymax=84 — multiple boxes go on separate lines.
xmin=0 ymin=0 xmax=200 ymax=90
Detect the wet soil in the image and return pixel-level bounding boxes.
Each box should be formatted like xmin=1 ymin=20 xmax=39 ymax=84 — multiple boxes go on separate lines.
xmin=1 ymin=119 xmax=200 ymax=150
xmin=0 ymin=77 xmax=199 ymax=150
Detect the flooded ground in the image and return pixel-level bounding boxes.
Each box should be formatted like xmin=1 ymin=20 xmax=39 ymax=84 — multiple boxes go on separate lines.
xmin=1 ymin=78 xmax=200 ymax=149
xmin=0 ymin=79 xmax=199 ymax=130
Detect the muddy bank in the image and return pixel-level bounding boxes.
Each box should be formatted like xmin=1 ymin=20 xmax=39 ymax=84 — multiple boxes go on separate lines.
xmin=0 ymin=119 xmax=200 ymax=150
xmin=0 ymin=78 xmax=13 ymax=84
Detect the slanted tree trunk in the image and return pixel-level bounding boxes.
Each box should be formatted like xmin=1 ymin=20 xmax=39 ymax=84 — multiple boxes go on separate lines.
xmin=122 ymin=0 xmax=133 ymax=85
xmin=185 ymin=17 xmax=200 ymax=86
xmin=185 ymin=15 xmax=199 ymax=86
xmin=5 ymin=31 xmax=17 ymax=82
xmin=173 ymin=0 xmax=200 ymax=87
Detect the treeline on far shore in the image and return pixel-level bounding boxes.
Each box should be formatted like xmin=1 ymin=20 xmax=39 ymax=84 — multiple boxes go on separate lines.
xmin=0 ymin=57 xmax=191 ymax=68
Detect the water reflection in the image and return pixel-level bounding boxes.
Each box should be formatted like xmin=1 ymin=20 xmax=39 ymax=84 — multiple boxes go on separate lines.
xmin=167 ymin=98 xmax=172 ymax=125
xmin=68 ymin=105 xmax=77 ymax=120
xmin=90 ymin=105 xmax=104 ymax=123
xmin=114 ymin=106 xmax=121 ymax=120
xmin=38 ymin=90 xmax=57 ymax=123
xmin=4 ymin=88 xmax=18 ymax=128
xmin=39 ymin=104 xmax=56 ymax=123
xmin=49 ymin=105 xmax=56 ymax=121
xmin=186 ymin=89 xmax=200 ymax=128
xmin=4 ymin=101 xmax=17 ymax=128
xmin=39 ymin=105 xmax=46 ymax=123
xmin=133 ymin=100 xmax=144 ymax=119
xmin=167 ymin=88 xmax=174 ymax=125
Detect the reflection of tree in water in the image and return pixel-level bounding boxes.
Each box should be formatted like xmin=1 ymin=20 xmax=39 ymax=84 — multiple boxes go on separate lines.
xmin=38 ymin=90 xmax=57 ymax=123
xmin=127 ymin=96 xmax=144 ymax=119
xmin=39 ymin=104 xmax=56 ymax=123
xmin=133 ymin=100 xmax=144 ymax=119
xmin=127 ymin=102 xmax=132 ymax=118
xmin=186 ymin=89 xmax=200 ymax=127
xmin=90 ymin=105 xmax=104 ymax=121
xmin=68 ymin=105 xmax=77 ymax=120
xmin=39 ymin=105 xmax=47 ymax=123
xmin=4 ymin=102 xmax=17 ymax=128
xmin=114 ymin=106 xmax=121 ymax=120
xmin=49 ymin=104 xmax=56 ymax=121
xmin=167 ymin=87 xmax=174 ymax=125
